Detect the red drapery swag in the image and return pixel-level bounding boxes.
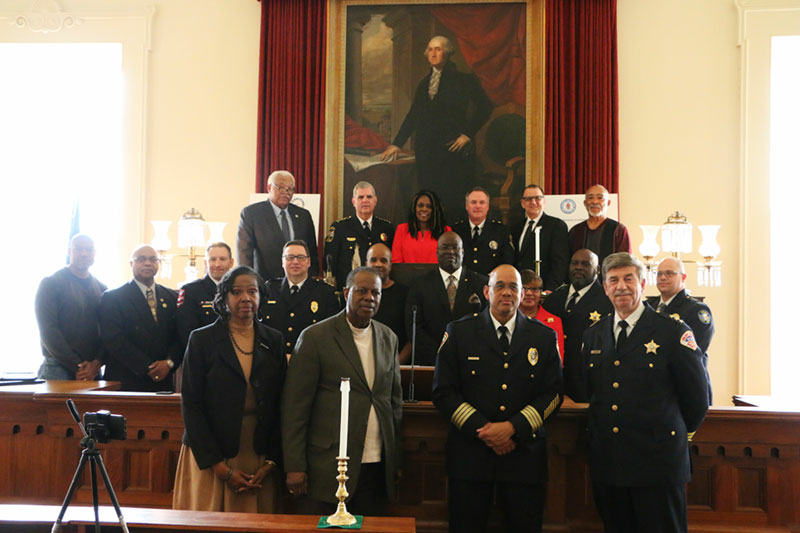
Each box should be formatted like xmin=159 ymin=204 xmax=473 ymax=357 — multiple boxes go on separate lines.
xmin=545 ymin=0 xmax=618 ymax=194
xmin=256 ymin=0 xmax=327 ymax=197
xmin=429 ymin=4 xmax=527 ymax=108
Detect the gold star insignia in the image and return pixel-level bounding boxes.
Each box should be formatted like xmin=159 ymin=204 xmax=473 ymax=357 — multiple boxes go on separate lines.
xmin=645 ymin=340 xmax=660 ymax=354
xmin=589 ymin=311 xmax=602 ymax=324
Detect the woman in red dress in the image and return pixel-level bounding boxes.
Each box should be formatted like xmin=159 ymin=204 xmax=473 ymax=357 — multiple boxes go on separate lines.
xmin=391 ymin=189 xmax=451 ymax=263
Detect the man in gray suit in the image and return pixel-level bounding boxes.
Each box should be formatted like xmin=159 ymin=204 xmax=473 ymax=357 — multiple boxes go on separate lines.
xmin=282 ymin=267 xmax=402 ymax=517
xmin=236 ymin=170 xmax=319 ymax=280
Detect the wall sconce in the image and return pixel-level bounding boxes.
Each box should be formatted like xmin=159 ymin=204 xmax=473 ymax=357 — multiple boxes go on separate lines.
xmin=150 ymin=208 xmax=226 ymax=285
xmin=637 ymin=211 xmax=722 ymax=288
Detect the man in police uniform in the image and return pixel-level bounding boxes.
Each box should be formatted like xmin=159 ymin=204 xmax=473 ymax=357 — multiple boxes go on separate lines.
xmin=262 ymin=240 xmax=340 ymax=358
xmin=583 ymin=253 xmax=708 ymax=533
xmin=433 ymin=264 xmax=563 ymax=532
xmin=452 ymin=187 xmax=514 ymax=275
xmin=542 ymin=249 xmax=612 ymax=401
xmin=176 ymin=242 xmax=234 ymax=348
xmin=324 ymin=181 xmax=394 ymax=290
xmin=646 ymin=256 xmax=714 ymax=404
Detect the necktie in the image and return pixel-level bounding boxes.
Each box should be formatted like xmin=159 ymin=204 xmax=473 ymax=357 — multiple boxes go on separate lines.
xmin=472 ymin=226 xmax=480 ymax=241
xmin=446 ymin=275 xmax=457 ymax=311
xmin=566 ymin=291 xmax=580 ymax=313
xmin=280 ymin=209 xmax=290 ymax=241
xmin=520 ymin=219 xmax=535 ymax=250
xmin=290 ymin=285 xmax=299 ymax=297
xmin=363 ymin=221 xmax=370 ymax=233
xmin=657 ymin=302 xmax=667 ymax=314
xmin=498 ymin=325 xmax=510 ymax=355
xmin=617 ymin=320 xmax=628 ymax=350
xmin=146 ymin=288 xmax=157 ymax=322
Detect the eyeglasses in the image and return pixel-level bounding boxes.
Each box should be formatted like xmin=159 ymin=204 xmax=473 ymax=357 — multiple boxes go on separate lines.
xmin=521 ymin=195 xmax=544 ymax=202
xmin=490 ymin=282 xmax=520 ymax=292
xmin=272 ymin=185 xmax=296 ymax=194
xmin=656 ymin=270 xmax=681 ymax=278
xmin=133 ymin=256 xmax=160 ymax=263
xmin=522 ymin=286 xmax=542 ymax=293
xmin=283 ymin=254 xmax=309 ymax=262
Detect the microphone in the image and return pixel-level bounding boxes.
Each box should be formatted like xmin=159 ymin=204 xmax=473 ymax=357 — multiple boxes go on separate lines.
xmin=323 ymin=254 xmax=335 ymax=287
xmin=407 ymin=305 xmax=418 ymax=403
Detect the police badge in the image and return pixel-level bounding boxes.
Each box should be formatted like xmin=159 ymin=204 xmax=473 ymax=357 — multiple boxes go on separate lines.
xmin=528 ymin=347 xmax=539 ymax=366
xmin=489 ymin=240 xmax=498 ymax=250
xmin=310 ymin=301 xmax=319 ymax=313
xmin=380 ymin=233 xmax=388 ymax=241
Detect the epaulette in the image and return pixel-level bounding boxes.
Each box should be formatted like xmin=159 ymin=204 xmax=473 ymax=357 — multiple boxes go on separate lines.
xmin=453 ymin=219 xmax=466 ymax=226
xmin=490 ymin=219 xmax=504 ymax=225
xmin=554 ymin=283 xmax=569 ymax=290
xmin=376 ymin=216 xmax=392 ymax=224
xmin=336 ymin=215 xmax=353 ymax=222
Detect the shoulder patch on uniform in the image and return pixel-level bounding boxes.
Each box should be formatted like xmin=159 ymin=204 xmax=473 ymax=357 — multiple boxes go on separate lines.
xmin=680 ymin=330 xmax=698 ymax=350
xmin=376 ymin=216 xmax=392 ymax=223
xmin=438 ymin=332 xmax=449 ymax=352
xmin=698 ymin=309 xmax=711 ymax=324
xmin=177 ymin=289 xmax=185 ymax=308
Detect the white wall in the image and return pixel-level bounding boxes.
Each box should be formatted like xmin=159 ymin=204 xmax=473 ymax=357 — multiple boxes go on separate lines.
xmin=617 ymin=0 xmax=741 ymax=404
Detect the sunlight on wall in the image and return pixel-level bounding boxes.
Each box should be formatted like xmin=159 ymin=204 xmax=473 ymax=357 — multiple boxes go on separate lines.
xmin=0 ymin=43 xmax=122 ymax=374
xmin=770 ymin=35 xmax=800 ymax=399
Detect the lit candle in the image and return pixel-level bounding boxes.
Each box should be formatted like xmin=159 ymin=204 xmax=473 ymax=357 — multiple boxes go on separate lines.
xmin=534 ymin=226 xmax=542 ymax=262
xmin=338 ymin=378 xmax=351 ymax=458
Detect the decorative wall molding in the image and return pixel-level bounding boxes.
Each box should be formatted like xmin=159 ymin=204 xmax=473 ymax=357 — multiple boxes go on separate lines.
xmin=12 ymin=0 xmax=82 ymax=34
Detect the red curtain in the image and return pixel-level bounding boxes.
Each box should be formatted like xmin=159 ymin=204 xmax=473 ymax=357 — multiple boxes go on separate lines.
xmin=545 ymin=0 xmax=618 ymax=194
xmin=256 ymin=0 xmax=327 ymax=196
xmin=430 ymin=5 xmax=527 ymax=108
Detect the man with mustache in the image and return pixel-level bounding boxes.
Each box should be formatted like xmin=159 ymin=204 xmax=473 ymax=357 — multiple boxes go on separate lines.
xmin=99 ymin=245 xmax=182 ymax=391
xmin=406 ymin=231 xmax=488 ymax=366
xmin=567 ymin=184 xmax=631 ymax=266
xmin=282 ymin=267 xmax=402 ymax=517
xmin=582 ymin=253 xmax=708 ymax=533
xmin=542 ymin=249 xmax=613 ymax=402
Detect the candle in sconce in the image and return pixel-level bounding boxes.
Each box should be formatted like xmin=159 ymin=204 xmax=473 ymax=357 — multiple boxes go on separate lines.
xmin=534 ymin=226 xmax=542 ymax=262
xmin=338 ymin=378 xmax=350 ymax=458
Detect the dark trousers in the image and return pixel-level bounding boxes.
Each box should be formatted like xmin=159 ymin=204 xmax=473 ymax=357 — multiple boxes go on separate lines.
xmin=297 ymin=461 xmax=388 ymax=517
xmin=592 ymin=482 xmax=687 ymax=533
xmin=447 ymin=477 xmax=545 ymax=533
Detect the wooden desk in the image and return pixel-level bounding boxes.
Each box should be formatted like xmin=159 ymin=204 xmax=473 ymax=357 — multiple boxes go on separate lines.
xmin=0 ymin=504 xmax=415 ymax=532
xmin=2 ymin=383 xmax=800 ymax=532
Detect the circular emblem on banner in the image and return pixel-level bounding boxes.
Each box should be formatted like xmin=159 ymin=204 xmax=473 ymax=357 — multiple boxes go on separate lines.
xmin=560 ymin=199 xmax=577 ymax=214
xmin=291 ymin=197 xmax=306 ymax=208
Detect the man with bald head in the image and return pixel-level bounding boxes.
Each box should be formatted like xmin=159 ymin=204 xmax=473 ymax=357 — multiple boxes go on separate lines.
xmin=367 ymin=243 xmax=411 ymax=363
xmin=379 ymin=36 xmax=494 ymax=217
xmin=237 ymin=170 xmax=319 ymax=281
xmin=99 ymin=245 xmax=181 ymax=391
xmin=646 ymin=257 xmax=714 ymax=403
xmin=433 ymin=264 xmax=563 ymax=532
xmin=542 ymin=249 xmax=613 ymax=401
xmin=36 ymin=234 xmax=107 ymax=380
xmin=406 ymin=231 xmax=488 ymax=366
xmin=567 ymin=184 xmax=631 ymax=266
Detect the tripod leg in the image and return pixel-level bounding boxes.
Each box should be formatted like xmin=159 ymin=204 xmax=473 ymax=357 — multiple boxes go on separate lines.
xmin=89 ymin=456 xmax=101 ymax=533
xmin=51 ymin=451 xmax=89 ymax=533
xmin=94 ymin=452 xmax=130 ymax=533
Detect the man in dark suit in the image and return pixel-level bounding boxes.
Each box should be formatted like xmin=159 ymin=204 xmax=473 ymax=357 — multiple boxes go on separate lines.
xmin=236 ymin=170 xmax=319 ymax=281
xmin=282 ymin=267 xmax=403 ymax=517
xmin=511 ymin=184 xmax=569 ymax=292
xmin=99 ymin=245 xmax=182 ymax=391
xmin=379 ymin=36 xmax=494 ymax=218
xmin=452 ymin=187 xmax=514 ymax=275
xmin=433 ymin=264 xmax=563 ymax=532
xmin=262 ymin=240 xmax=340 ymax=358
xmin=176 ymin=241 xmax=234 ymax=348
xmin=324 ymin=181 xmax=394 ymax=290
xmin=583 ymin=253 xmax=708 ymax=533
xmin=542 ymin=249 xmax=613 ymax=402
xmin=646 ymin=257 xmax=714 ymax=404
xmin=406 ymin=231 xmax=488 ymax=366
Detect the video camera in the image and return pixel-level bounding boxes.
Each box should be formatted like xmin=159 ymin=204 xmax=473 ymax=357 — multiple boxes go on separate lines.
xmin=83 ymin=410 xmax=127 ymax=443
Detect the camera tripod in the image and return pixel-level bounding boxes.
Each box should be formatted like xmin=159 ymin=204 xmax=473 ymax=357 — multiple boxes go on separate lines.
xmin=51 ymin=399 xmax=129 ymax=533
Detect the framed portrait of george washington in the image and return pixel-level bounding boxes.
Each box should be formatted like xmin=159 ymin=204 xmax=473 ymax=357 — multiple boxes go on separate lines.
xmin=324 ymin=0 xmax=544 ymax=228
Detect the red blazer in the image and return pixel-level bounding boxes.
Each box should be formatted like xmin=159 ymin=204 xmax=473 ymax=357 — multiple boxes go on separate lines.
xmin=535 ymin=307 xmax=565 ymax=364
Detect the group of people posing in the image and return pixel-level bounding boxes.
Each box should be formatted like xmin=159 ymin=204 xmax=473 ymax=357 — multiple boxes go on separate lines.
xmin=34 ymin=170 xmax=715 ymax=532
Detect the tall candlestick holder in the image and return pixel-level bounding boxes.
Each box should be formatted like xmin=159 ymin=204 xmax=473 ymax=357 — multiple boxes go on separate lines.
xmin=326 ymin=456 xmax=356 ymax=526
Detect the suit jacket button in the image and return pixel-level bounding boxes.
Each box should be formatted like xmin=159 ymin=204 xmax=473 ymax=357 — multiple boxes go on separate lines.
xmin=612 ymin=427 xmax=619 ymax=434
xmin=612 ymin=382 xmax=619 ymax=389
xmin=290 ymin=312 xmax=295 ymax=317
xmin=499 ymin=405 xmax=506 ymax=412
